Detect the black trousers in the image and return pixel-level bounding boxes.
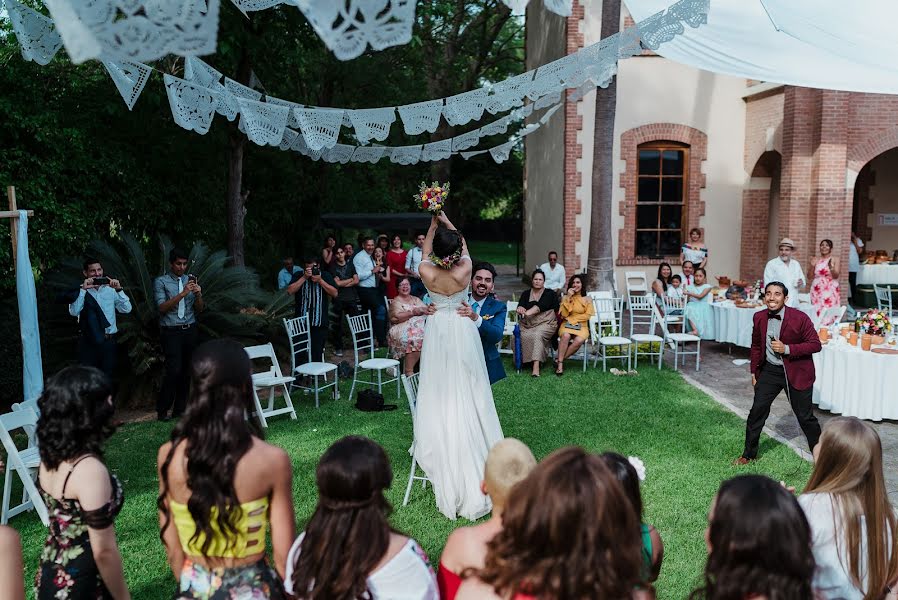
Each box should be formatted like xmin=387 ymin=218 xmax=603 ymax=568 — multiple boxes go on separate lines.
xmin=848 ymin=271 xmax=858 ymax=303
xmin=330 ymin=298 xmax=360 ymax=351
xmin=307 ymin=325 xmax=328 ymax=363
xmin=77 ymin=337 xmax=116 ymax=379
xmin=357 ymin=287 xmax=387 ymax=345
xmin=158 ymin=325 xmax=198 ymax=418
xmin=743 ymin=363 xmax=821 ymax=459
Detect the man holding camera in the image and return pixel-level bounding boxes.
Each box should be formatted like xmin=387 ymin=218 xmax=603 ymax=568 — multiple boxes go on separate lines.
xmin=287 ymin=257 xmax=338 ymax=363
xmin=68 ymin=258 xmax=132 ymax=378
xmin=154 ymin=248 xmax=205 ymax=421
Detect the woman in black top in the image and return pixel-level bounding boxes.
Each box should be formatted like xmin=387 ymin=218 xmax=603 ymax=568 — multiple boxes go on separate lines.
xmin=516 ymin=269 xmax=560 ymax=377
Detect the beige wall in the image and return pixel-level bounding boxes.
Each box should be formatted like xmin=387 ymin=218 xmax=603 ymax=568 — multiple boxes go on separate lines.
xmin=523 ymin=7 xmax=568 ymax=272
xmin=867 ymin=149 xmax=898 ymax=253
xmin=595 ymin=56 xmax=748 ymax=285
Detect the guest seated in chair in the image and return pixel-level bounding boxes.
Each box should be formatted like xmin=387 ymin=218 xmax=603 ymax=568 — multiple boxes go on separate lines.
xmin=556 ymin=274 xmax=594 ymax=376
xmin=516 ymin=269 xmax=559 ymax=377
xmin=683 ymin=268 xmax=715 ymax=339
xmin=438 ymin=439 xmax=537 ymax=600
xmin=652 ymin=263 xmax=673 ymax=307
xmin=388 ymin=276 xmax=435 ymax=376
xmin=285 ymin=436 xmax=438 ymax=599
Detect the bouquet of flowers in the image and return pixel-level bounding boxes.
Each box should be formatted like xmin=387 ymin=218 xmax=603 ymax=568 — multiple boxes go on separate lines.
xmin=854 ymin=309 xmax=892 ymax=336
xmin=414 ymin=181 xmax=449 ymax=215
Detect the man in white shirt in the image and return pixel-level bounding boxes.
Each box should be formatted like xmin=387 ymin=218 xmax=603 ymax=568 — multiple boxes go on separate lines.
xmin=404 ymin=232 xmax=426 ymax=298
xmin=538 ymin=251 xmax=566 ymax=293
xmin=681 ymin=261 xmax=695 ymax=286
xmin=69 ymin=258 xmax=132 ymax=379
xmin=353 ymin=236 xmax=387 ymax=346
xmin=763 ymin=238 xmax=806 ymax=308
xmin=848 ymin=231 xmax=864 ymax=302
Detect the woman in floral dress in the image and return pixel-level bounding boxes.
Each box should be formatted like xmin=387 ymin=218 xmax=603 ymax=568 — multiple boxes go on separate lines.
xmin=389 ymin=276 xmax=434 ymax=375
xmin=35 ymin=366 xmax=129 ymax=600
xmin=808 ymin=238 xmax=840 ymax=317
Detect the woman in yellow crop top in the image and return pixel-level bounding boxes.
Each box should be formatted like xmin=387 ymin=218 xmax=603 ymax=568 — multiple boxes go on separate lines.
xmin=157 ymin=339 xmax=296 ymax=599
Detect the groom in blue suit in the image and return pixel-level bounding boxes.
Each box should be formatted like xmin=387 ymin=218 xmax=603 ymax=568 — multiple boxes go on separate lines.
xmin=457 ymin=261 xmax=507 ymax=384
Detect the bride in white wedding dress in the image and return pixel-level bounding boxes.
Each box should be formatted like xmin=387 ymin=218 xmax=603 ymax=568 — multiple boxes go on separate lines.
xmin=414 ymin=213 xmax=504 ymax=520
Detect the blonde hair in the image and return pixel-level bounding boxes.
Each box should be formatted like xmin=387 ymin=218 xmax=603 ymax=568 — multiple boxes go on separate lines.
xmin=484 ymin=438 xmax=537 ymax=510
xmin=803 ymin=417 xmax=898 ymax=599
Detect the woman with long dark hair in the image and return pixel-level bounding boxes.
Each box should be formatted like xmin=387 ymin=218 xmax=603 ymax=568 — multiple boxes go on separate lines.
xmin=690 ymin=474 xmax=816 ymax=600
xmin=34 ymin=366 xmax=129 ymax=599
xmin=555 ymin=273 xmax=594 ymax=375
xmin=800 ymin=417 xmax=898 ymax=599
xmin=284 ymin=436 xmax=437 ymax=599
xmin=157 ymin=339 xmax=295 ymax=599
xmin=651 ymin=262 xmax=673 ymax=298
xmin=457 ymin=446 xmax=643 ymax=599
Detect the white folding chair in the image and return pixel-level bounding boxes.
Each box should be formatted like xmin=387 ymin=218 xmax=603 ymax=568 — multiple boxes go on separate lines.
xmin=1 ymin=408 xmax=48 ymax=525
xmin=662 ymin=296 xmax=688 ymax=333
xmin=813 ymin=305 xmax=846 ymax=329
xmin=874 ymin=285 xmax=896 ymax=319
xmin=652 ymin=303 xmax=701 ymax=371
xmin=10 ymin=397 xmax=39 ymax=448
xmin=625 ymin=271 xmax=648 ymax=298
xmin=628 ymin=294 xmax=664 ymax=369
xmin=244 ymin=343 xmax=297 ymax=428
xmin=401 ymin=373 xmax=430 ymax=507
xmin=592 ymin=296 xmax=632 ymax=372
xmin=347 ymin=311 xmax=400 ymax=401
xmin=498 ymin=301 xmax=518 ymax=355
xmin=283 ymin=316 xmax=338 ymax=408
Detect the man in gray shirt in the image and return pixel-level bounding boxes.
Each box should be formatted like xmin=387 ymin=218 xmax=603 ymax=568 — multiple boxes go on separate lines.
xmin=153 ymin=247 xmax=205 ymax=421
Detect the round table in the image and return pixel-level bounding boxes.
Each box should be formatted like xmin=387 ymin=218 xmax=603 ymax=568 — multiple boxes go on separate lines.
xmin=711 ymin=301 xmax=817 ymax=348
xmin=812 ymin=342 xmax=898 ymax=421
xmin=857 ymin=264 xmax=898 ymax=285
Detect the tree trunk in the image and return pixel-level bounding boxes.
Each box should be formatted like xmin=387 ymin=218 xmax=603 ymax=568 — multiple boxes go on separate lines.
xmin=225 ymin=49 xmax=253 ymax=266
xmin=587 ymin=0 xmax=621 ymax=292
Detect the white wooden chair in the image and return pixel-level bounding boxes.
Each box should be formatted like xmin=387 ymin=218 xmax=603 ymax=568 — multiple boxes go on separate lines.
xmin=347 ymin=312 xmax=400 ymax=400
xmin=10 ymin=397 xmax=39 ymax=448
xmin=813 ymin=305 xmax=846 ymax=329
xmin=625 ymin=271 xmax=648 ymax=299
xmin=498 ymin=301 xmax=519 ymax=355
xmin=401 ymin=373 xmax=430 ymax=506
xmin=652 ymin=303 xmax=701 ymax=371
xmin=244 ymin=343 xmax=297 ymax=428
xmin=628 ymin=294 xmax=664 ymax=369
xmin=592 ymin=296 xmax=632 ymax=372
xmin=283 ymin=316 xmax=338 ymax=408
xmin=1 ymin=407 xmax=48 ymax=525
xmin=874 ymin=284 xmax=896 ymax=319
xmin=662 ymin=295 xmax=688 ymax=333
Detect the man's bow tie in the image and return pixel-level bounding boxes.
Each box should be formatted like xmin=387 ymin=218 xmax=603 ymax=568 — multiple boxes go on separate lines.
xmin=767 ymin=312 xmax=781 ymax=320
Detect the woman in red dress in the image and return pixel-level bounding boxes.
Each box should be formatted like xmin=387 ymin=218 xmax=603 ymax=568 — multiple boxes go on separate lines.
xmin=385 ymin=234 xmax=408 ymax=299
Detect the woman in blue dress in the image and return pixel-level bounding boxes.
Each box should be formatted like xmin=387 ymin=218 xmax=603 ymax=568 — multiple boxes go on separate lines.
xmin=683 ymin=267 xmax=715 ymax=339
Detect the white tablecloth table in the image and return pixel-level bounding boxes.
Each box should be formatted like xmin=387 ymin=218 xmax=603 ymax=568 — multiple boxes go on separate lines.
xmin=711 ymin=301 xmax=817 ymax=348
xmin=857 ymin=264 xmax=898 ymax=285
xmin=812 ymin=342 xmax=898 ymax=421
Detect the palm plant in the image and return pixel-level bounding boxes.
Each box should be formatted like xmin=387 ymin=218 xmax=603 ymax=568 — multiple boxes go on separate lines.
xmin=44 ymin=234 xmax=293 ymax=405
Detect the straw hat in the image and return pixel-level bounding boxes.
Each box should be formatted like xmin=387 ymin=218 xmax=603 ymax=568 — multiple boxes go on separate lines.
xmin=778 ymin=238 xmax=796 ymax=249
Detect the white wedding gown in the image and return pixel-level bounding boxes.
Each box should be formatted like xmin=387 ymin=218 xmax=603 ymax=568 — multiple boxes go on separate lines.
xmin=413 ymin=286 xmax=504 ymax=520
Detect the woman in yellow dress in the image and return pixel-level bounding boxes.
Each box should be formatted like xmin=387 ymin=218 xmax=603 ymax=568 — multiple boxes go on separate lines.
xmin=556 ymin=274 xmax=594 ymax=375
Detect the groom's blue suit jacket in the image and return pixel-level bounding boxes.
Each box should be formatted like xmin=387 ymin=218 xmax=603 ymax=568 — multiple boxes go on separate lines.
xmin=476 ymin=295 xmax=507 ymax=385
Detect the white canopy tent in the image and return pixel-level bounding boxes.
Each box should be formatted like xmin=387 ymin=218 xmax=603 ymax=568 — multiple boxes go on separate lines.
xmin=624 ymin=0 xmax=898 ymax=94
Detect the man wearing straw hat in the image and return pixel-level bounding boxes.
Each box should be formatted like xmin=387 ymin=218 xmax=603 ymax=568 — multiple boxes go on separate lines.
xmin=763 ymin=238 xmax=805 ymax=308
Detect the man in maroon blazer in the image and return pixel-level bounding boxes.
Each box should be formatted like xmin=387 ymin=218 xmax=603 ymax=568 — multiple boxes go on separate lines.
xmin=735 ymin=281 xmax=822 ymax=464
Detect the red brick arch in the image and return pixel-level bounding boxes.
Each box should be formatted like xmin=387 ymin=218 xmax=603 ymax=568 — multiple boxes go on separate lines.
xmin=848 ymin=126 xmax=898 ymax=175
xmin=617 ymin=123 xmax=708 ymax=265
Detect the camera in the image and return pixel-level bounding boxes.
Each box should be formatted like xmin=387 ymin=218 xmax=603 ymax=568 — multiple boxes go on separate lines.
xmin=187 ymin=274 xmax=197 ymax=284
xmin=311 ymin=265 xmax=320 ymax=277
xmin=92 ymin=276 xmax=110 ymax=286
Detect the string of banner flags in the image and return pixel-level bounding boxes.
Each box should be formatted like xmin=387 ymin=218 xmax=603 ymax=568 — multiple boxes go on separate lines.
xmin=1 ymin=0 xmax=709 ymax=165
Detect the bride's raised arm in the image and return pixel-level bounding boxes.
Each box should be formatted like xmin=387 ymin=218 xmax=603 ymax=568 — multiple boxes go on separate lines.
xmin=423 ymin=214 xmax=439 ymax=259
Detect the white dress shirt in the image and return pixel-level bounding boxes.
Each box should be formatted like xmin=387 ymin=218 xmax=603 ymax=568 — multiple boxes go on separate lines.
xmin=763 ymin=257 xmax=805 ymax=307
xmin=405 ymin=246 xmax=424 ymax=278
xmin=69 ymin=286 xmax=132 ymax=334
xmin=469 ymin=294 xmax=486 ymax=328
xmin=353 ymin=250 xmax=377 ymax=288
xmin=538 ymin=262 xmax=566 ymax=291
xmin=848 ymin=239 xmax=864 ymax=273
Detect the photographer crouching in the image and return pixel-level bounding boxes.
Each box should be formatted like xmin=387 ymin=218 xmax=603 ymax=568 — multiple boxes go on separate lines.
xmin=68 ymin=257 xmax=132 ymax=379
xmin=154 ymin=248 xmax=204 ymax=421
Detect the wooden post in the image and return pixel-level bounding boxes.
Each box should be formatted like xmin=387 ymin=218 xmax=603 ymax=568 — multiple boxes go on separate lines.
xmin=1 ymin=186 xmax=35 ymax=268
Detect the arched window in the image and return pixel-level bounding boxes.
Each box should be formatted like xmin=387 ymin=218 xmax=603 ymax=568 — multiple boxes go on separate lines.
xmin=635 ymin=142 xmax=689 ymax=258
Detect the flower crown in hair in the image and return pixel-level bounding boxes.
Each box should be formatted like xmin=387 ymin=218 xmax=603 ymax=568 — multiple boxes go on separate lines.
xmin=429 ymin=249 xmax=462 ymax=270
xmin=628 ymin=456 xmax=646 ymax=482
xmin=414 ymin=181 xmax=450 ymax=215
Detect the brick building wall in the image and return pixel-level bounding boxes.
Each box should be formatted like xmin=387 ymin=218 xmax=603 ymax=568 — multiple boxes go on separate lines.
xmin=562 ymin=0 xmax=587 ymax=277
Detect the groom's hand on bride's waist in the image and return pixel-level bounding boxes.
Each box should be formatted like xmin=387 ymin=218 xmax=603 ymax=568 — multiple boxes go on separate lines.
xmin=456 ymin=301 xmax=477 ymax=321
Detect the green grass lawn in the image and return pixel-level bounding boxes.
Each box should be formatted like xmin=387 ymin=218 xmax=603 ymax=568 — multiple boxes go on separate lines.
xmin=7 ymin=362 xmax=812 ymax=599
xmin=467 ymin=240 xmax=521 ymax=266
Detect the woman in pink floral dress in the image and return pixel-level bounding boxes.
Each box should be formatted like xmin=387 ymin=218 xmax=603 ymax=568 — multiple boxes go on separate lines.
xmin=808 ymin=238 xmax=841 ymax=317
xmin=389 ymin=276 xmax=435 ymax=375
